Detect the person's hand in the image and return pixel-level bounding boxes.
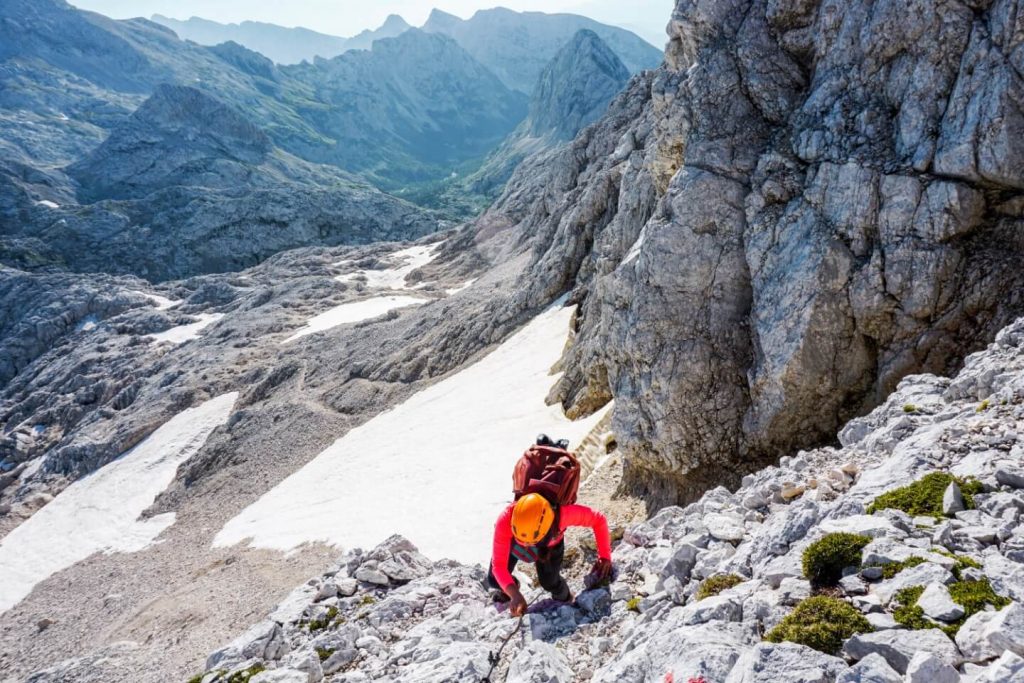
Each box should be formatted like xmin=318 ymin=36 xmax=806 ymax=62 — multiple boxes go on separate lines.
xmin=509 ymin=590 xmax=527 ymax=617
xmin=591 ymin=558 xmax=613 ymax=582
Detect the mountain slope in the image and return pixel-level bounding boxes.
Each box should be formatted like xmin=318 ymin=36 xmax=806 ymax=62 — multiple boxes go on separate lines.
xmin=422 ymin=7 xmax=662 ymax=94
xmin=2 ymin=85 xmax=441 ymax=281
xmin=465 ymin=29 xmax=631 ymax=196
xmin=280 ymin=29 xmax=527 ymax=188
xmin=150 ymin=15 xmax=350 ymax=64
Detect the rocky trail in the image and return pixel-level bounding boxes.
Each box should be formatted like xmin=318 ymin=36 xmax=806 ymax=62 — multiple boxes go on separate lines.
xmin=60 ymin=316 xmax=1020 ymax=683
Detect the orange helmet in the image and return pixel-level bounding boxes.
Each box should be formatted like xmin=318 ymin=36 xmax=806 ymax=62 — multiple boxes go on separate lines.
xmin=511 ymin=493 xmax=554 ymax=546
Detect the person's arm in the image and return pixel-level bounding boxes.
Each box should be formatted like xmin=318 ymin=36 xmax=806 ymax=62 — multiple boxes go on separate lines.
xmin=491 ymin=506 xmax=516 ymax=592
xmin=560 ymin=504 xmax=611 ymax=559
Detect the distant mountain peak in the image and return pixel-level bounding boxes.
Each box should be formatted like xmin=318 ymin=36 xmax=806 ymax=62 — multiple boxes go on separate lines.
xmin=422 ymin=8 xmax=462 ymax=31
xmin=380 ymin=14 xmax=410 ymax=31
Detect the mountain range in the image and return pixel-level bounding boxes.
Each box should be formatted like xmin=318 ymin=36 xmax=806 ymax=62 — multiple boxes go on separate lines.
xmin=149 ymin=9 xmax=661 ymax=94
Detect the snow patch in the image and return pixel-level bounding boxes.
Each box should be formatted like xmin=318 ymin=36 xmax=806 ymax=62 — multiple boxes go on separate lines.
xmin=129 ymin=290 xmax=182 ymax=311
xmin=623 ymin=228 xmax=647 ymax=265
xmin=76 ymin=315 xmax=99 ymax=332
xmin=0 ymin=393 xmax=237 ymax=615
xmin=35 ymin=200 xmax=59 ymax=209
xmin=335 ymin=244 xmax=439 ymax=290
xmin=282 ymin=295 xmax=425 ymax=344
xmin=32 ymin=425 xmax=46 ymax=436
xmin=446 ymin=278 xmax=477 ymax=296
xmin=216 ymin=303 xmax=610 ymax=563
xmin=147 ymin=313 xmax=224 ymax=345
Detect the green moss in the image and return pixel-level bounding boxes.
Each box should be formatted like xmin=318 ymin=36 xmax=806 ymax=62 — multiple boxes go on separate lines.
xmin=316 ymin=647 xmax=335 ymax=662
xmin=360 ymin=595 xmax=376 ymax=606
xmin=626 ymin=596 xmax=642 ymax=612
xmin=186 ymin=675 xmax=204 ymax=683
xmin=903 ymin=404 xmax=918 ymax=413
xmin=226 ymin=664 xmax=266 ymax=683
xmin=866 ymin=473 xmax=982 ymax=519
xmin=803 ymin=533 xmax=871 ymax=587
xmin=696 ymin=574 xmax=745 ymax=601
xmin=868 ymin=556 xmax=927 ymax=579
xmin=765 ymin=596 xmax=873 ymax=655
xmin=977 ymin=399 xmax=990 ymax=412
xmin=893 ymin=579 xmax=1010 ymax=636
xmin=308 ymin=605 xmax=339 ymax=632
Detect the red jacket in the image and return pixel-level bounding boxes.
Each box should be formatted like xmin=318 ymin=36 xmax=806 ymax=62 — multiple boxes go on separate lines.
xmin=491 ymin=502 xmax=611 ymax=591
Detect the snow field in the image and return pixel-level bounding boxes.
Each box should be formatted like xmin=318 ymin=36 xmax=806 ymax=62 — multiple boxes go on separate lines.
xmin=147 ymin=313 xmax=224 ymax=345
xmin=334 ymin=244 xmax=439 ymax=291
xmin=215 ymin=303 xmax=610 ymax=563
xmin=281 ymin=295 xmax=426 ymax=344
xmin=0 ymin=393 xmax=238 ymax=614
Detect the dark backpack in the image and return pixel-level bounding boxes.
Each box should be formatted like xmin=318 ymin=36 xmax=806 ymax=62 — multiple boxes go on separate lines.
xmin=512 ymin=435 xmax=580 ymax=507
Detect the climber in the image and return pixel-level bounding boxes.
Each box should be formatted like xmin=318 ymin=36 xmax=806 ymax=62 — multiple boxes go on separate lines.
xmin=487 ymin=491 xmax=613 ymax=617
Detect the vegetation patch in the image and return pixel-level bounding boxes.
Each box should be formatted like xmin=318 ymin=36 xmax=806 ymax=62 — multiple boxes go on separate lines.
xmin=186 ymin=675 xmax=204 ymax=683
xmin=903 ymin=404 xmax=918 ymax=413
xmin=893 ymin=579 xmax=1010 ymax=636
xmin=977 ymin=399 xmax=990 ymax=412
xmin=765 ymin=596 xmax=873 ymax=655
xmin=316 ymin=647 xmax=336 ymax=662
xmin=803 ymin=533 xmax=871 ymax=587
xmin=933 ymin=550 xmax=983 ymax=580
xmin=696 ymin=574 xmax=745 ymax=601
xmin=225 ymin=664 xmax=266 ymax=683
xmin=868 ymin=556 xmax=927 ymax=579
xmin=308 ymin=605 xmax=339 ymax=632
xmin=626 ymin=596 xmax=642 ymax=612
xmin=866 ymin=473 xmax=983 ymax=519
xmin=360 ymin=595 xmax=376 ymax=606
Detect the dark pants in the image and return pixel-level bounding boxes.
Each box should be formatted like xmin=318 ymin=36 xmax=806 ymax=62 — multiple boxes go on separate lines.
xmin=487 ymin=541 xmax=570 ymax=601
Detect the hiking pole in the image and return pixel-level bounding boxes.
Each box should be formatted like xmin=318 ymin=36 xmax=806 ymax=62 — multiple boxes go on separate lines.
xmin=483 ymin=597 xmax=535 ymax=683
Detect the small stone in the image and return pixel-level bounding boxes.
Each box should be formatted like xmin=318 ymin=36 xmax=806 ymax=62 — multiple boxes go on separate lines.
xmin=942 ymin=482 xmax=965 ymax=515
xmin=840 ymin=574 xmax=867 ymax=595
xmin=781 ymin=484 xmax=806 ymax=501
xmin=860 ymin=566 xmax=883 ymax=581
xmin=913 ymin=516 xmax=936 ymax=528
xmin=314 ymin=582 xmax=338 ymax=602
xmin=336 ymin=578 xmax=358 ymax=597
xmin=974 ymin=651 xmax=1024 ymax=682
xmin=996 ymin=465 xmax=1024 ymax=489
xmin=864 ymin=612 xmax=900 ymax=630
xmin=353 ymin=562 xmax=389 ymax=586
xmin=904 ymin=651 xmax=959 ymax=683
xmin=778 ymin=577 xmax=811 ymax=606
xmin=36 ymin=618 xmax=54 ymax=632
xmin=743 ymin=491 xmax=768 ymax=509
xmin=835 ymin=653 xmax=901 ymax=683
xmin=918 ymin=582 xmax=965 ymax=622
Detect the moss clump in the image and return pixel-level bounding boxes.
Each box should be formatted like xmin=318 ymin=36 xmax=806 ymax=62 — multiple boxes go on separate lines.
xmin=626 ymin=596 xmax=642 ymax=612
xmin=866 ymin=473 xmax=982 ymax=519
xmin=765 ymin=596 xmax=873 ymax=654
xmin=186 ymin=675 xmax=204 ymax=683
xmin=803 ymin=533 xmax=871 ymax=587
xmin=308 ymin=605 xmax=339 ymax=632
xmin=316 ymin=647 xmax=335 ymax=662
xmin=894 ymin=579 xmax=1010 ymax=636
xmin=360 ymin=595 xmax=376 ymax=606
xmin=977 ymin=399 xmax=990 ymax=412
xmin=696 ymin=574 xmax=745 ymax=601
xmin=226 ymin=664 xmax=266 ymax=683
xmin=903 ymin=404 xmax=918 ymax=413
xmin=870 ymin=556 xmax=927 ymax=579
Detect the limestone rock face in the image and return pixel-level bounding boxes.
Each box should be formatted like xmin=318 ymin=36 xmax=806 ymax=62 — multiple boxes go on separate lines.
xmin=477 ymin=0 xmax=1024 ymax=507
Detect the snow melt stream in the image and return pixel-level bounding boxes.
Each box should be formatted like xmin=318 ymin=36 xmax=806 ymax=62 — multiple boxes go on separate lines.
xmin=216 ymin=304 xmax=609 ymax=563
xmin=0 ymin=393 xmax=237 ymax=614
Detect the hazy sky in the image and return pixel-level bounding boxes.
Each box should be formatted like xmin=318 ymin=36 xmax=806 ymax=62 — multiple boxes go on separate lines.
xmin=69 ymin=0 xmax=674 ymax=47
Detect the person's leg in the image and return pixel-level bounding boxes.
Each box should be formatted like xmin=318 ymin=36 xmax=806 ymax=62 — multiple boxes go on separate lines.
xmin=536 ymin=542 xmax=570 ymax=601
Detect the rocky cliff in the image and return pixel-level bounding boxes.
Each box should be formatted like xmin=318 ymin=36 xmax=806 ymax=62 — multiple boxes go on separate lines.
xmin=465 ymin=29 xmax=632 ymax=197
xmin=459 ymin=0 xmax=1024 ymax=508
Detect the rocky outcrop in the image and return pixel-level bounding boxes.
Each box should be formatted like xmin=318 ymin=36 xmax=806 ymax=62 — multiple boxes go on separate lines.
xmin=465 ymin=30 xmax=631 ymax=197
xmin=421 ymin=7 xmax=662 ymax=94
xmin=168 ymin=315 xmax=1024 ymax=683
xmin=465 ymin=0 xmax=1024 ymax=508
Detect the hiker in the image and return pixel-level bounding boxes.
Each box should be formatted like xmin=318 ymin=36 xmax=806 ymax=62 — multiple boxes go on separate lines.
xmin=487 ymin=435 xmax=613 ymax=617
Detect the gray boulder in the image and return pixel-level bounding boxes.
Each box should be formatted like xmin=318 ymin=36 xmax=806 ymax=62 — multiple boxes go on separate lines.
xmin=724 ymin=642 xmax=847 ymax=683
xmin=506 ymin=641 xmax=574 ymax=683
xmin=834 ymin=653 xmax=901 ymax=683
xmin=842 ymin=629 xmax=960 ymax=674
